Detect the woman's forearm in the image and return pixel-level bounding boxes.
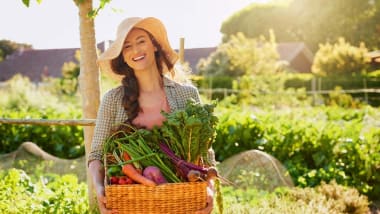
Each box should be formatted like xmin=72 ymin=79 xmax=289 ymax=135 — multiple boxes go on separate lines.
xmin=89 ymin=160 xmax=105 ymax=188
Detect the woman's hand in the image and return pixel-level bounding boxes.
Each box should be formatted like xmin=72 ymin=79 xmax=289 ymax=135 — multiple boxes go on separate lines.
xmin=194 ymin=194 xmax=214 ymax=214
xmin=95 ymin=185 xmax=118 ymax=214
xmin=89 ymin=160 xmax=118 ymax=214
xmin=195 ymin=180 xmax=215 ymax=214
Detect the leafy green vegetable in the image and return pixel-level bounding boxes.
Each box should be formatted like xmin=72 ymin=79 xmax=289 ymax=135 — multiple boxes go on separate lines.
xmin=157 ymin=99 xmax=218 ymax=165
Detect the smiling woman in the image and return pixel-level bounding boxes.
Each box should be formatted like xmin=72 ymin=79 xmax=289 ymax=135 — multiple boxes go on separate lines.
xmin=88 ymin=17 xmax=216 ymax=214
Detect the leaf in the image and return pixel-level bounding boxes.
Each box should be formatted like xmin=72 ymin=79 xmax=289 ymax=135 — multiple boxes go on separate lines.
xmin=22 ymin=0 xmax=30 ymax=7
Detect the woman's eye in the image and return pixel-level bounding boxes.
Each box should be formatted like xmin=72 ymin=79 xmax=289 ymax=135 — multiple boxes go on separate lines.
xmin=138 ymin=40 xmax=145 ymax=44
xmin=124 ymin=45 xmax=131 ymax=49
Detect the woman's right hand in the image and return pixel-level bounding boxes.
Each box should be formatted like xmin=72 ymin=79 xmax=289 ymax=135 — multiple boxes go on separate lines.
xmin=95 ymin=184 xmax=118 ymax=214
xmin=89 ymin=160 xmax=118 ymax=214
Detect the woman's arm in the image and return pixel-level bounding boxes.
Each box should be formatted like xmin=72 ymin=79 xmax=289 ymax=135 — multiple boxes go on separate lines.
xmin=89 ymin=160 xmax=118 ymax=214
xmin=88 ymin=88 xmax=123 ymax=214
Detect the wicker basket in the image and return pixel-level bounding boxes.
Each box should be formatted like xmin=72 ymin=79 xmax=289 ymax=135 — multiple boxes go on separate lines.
xmin=105 ymin=181 xmax=208 ymax=214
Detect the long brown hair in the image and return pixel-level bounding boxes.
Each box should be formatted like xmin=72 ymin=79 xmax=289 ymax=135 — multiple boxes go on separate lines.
xmin=110 ymin=29 xmax=174 ymax=123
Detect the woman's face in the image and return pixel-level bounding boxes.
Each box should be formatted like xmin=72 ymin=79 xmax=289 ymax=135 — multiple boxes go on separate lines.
xmin=122 ymin=28 xmax=157 ymax=71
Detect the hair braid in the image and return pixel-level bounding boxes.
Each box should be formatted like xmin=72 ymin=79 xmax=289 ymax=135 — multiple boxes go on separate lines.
xmin=111 ymin=54 xmax=140 ymax=122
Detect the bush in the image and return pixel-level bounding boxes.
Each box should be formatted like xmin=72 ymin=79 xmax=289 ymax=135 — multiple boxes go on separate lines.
xmin=0 ymin=168 xmax=89 ymax=214
xmin=0 ymin=75 xmax=84 ymax=159
xmin=312 ymin=37 xmax=371 ymax=76
xmin=197 ymin=31 xmax=280 ymax=77
xmin=0 ymin=108 xmax=84 ymax=159
xmin=213 ymin=105 xmax=380 ymax=200
xmin=219 ymin=180 xmax=369 ymax=214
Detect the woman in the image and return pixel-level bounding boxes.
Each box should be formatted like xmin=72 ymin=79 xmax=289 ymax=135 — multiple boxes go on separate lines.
xmin=88 ymin=17 xmax=214 ymax=214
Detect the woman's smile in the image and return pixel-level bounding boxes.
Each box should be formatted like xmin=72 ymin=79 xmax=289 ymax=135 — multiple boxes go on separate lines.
xmin=132 ymin=54 xmax=145 ymax=61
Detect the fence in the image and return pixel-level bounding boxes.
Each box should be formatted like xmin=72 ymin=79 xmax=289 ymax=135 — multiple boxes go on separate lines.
xmin=0 ymin=118 xmax=95 ymax=126
xmin=198 ymin=76 xmax=380 ymax=105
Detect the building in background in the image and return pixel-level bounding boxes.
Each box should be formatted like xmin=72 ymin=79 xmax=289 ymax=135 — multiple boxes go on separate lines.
xmin=0 ymin=41 xmax=314 ymax=82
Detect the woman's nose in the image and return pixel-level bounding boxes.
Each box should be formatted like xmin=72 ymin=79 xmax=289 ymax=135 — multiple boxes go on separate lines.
xmin=132 ymin=45 xmax=140 ymax=54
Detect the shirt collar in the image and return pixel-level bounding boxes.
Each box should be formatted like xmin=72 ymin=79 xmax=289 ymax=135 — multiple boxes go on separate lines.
xmin=163 ymin=75 xmax=176 ymax=87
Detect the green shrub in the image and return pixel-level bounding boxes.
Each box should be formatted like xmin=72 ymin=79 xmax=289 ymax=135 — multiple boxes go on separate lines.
xmin=0 ymin=108 xmax=84 ymax=159
xmin=213 ymin=108 xmax=264 ymax=161
xmin=219 ymin=180 xmax=369 ymax=214
xmin=213 ymin=105 xmax=380 ymax=200
xmin=197 ymin=31 xmax=280 ymax=77
xmin=312 ymin=37 xmax=370 ymax=76
xmin=0 ymin=168 xmax=89 ymax=214
xmin=0 ymin=75 xmax=84 ymax=159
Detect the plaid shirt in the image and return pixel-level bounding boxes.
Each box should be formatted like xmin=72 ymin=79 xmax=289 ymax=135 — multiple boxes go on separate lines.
xmin=88 ymin=77 xmax=201 ymax=164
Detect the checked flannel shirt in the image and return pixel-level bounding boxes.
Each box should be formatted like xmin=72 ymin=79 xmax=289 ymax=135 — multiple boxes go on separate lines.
xmin=88 ymin=76 xmax=201 ymax=165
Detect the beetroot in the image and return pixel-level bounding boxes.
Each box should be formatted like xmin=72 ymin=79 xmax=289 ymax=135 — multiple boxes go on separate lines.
xmin=143 ymin=166 xmax=168 ymax=184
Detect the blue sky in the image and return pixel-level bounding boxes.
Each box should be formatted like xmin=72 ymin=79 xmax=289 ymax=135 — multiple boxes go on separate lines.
xmin=0 ymin=0 xmax=269 ymax=49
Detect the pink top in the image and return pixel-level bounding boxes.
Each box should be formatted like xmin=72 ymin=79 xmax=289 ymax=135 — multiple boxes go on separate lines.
xmin=132 ymin=97 xmax=170 ymax=130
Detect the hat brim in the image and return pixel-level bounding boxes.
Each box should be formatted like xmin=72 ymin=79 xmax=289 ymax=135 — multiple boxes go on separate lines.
xmin=97 ymin=17 xmax=178 ymax=81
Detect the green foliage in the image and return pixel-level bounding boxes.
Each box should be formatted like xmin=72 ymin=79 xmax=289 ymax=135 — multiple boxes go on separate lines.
xmin=221 ymin=0 xmax=380 ymax=52
xmin=231 ymin=74 xmax=312 ymax=108
xmin=0 ymin=168 xmax=371 ymax=214
xmin=194 ymin=75 xmax=234 ymax=102
xmin=213 ymin=105 xmax=380 ymax=200
xmin=0 ymin=39 xmax=32 ymax=61
xmin=283 ymin=73 xmax=380 ymax=106
xmin=0 ymin=168 xmax=88 ymax=214
xmin=0 ymin=75 xmax=84 ymax=158
xmin=197 ymin=32 xmax=280 ymax=77
xmin=213 ymin=108 xmax=264 ymax=161
xmin=0 ymin=108 xmax=84 ymax=159
xmin=312 ymin=38 xmax=371 ymax=76
xmin=59 ymin=50 xmax=80 ymax=96
xmin=159 ymin=100 xmax=218 ymax=164
xmin=326 ymin=86 xmax=361 ymax=108
xmin=0 ymin=74 xmax=80 ymax=111
xmin=219 ymin=180 xmax=369 ymax=214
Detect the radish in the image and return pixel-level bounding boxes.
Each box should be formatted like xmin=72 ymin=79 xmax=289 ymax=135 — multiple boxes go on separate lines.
xmin=143 ymin=166 xmax=168 ymax=184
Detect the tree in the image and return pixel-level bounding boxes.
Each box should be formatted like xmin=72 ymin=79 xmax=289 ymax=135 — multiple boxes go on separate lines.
xmin=312 ymin=38 xmax=370 ymax=76
xmin=198 ymin=31 xmax=280 ymax=77
xmin=0 ymin=40 xmax=32 ymax=61
xmin=22 ymin=0 xmax=106 ymax=209
xmin=221 ymin=0 xmax=380 ymax=52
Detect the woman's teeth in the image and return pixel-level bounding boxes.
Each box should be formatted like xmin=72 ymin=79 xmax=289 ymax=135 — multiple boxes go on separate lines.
xmin=133 ymin=55 xmax=145 ymax=61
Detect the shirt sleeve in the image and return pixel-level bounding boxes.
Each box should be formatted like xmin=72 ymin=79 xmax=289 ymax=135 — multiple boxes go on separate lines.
xmin=87 ymin=90 xmax=118 ymax=165
xmin=191 ymin=85 xmax=201 ymax=103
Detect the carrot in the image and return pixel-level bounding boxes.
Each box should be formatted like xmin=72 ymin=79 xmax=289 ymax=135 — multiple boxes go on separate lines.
xmin=122 ymin=164 xmax=156 ymax=187
xmin=122 ymin=151 xmax=132 ymax=161
xmin=121 ymin=151 xmax=156 ymax=186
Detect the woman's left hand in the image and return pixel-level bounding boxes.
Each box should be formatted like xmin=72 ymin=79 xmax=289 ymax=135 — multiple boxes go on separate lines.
xmin=194 ymin=194 xmax=213 ymax=214
xmin=195 ymin=180 xmax=215 ymax=214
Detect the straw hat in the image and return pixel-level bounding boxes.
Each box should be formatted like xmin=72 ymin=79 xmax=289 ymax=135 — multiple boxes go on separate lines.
xmin=98 ymin=17 xmax=179 ymax=81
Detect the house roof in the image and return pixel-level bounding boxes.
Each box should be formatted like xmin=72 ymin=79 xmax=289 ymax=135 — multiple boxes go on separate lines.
xmin=181 ymin=47 xmax=217 ymax=72
xmin=0 ymin=48 xmax=78 ymax=82
xmin=0 ymin=42 xmax=108 ymax=82
xmin=277 ymin=42 xmax=314 ymax=63
xmin=368 ymin=50 xmax=380 ymax=63
xmin=0 ymin=41 xmax=313 ymax=82
xmin=182 ymin=42 xmax=314 ymax=73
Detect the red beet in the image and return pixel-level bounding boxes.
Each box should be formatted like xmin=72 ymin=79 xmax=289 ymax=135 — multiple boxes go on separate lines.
xmin=143 ymin=166 xmax=168 ymax=185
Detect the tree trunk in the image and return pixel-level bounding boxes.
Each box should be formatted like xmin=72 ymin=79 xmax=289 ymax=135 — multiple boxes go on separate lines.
xmin=77 ymin=0 xmax=100 ymax=210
